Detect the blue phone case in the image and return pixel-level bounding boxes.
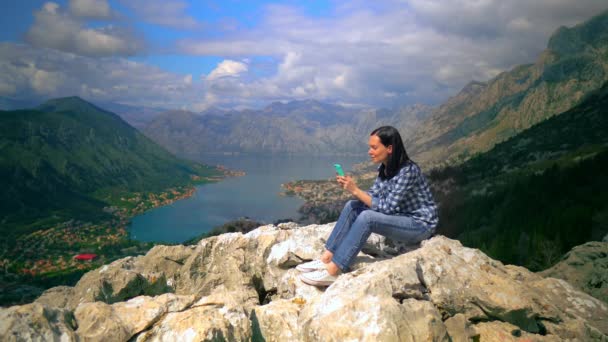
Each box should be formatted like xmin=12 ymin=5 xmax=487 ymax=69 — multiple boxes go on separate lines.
xmin=334 ymin=164 xmax=345 ymax=176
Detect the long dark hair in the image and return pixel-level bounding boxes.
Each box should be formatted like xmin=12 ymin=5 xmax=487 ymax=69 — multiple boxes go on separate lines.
xmin=371 ymin=126 xmax=410 ymax=180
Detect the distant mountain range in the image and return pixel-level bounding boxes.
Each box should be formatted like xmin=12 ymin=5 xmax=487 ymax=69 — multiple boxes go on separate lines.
xmin=0 ymin=97 xmax=218 ymax=237
xmin=91 ymin=101 xmax=166 ymax=130
xmin=407 ymin=10 xmax=608 ymax=168
xmin=134 ymin=11 xmax=608 ymax=164
xmin=141 ymin=100 xmax=433 ymax=158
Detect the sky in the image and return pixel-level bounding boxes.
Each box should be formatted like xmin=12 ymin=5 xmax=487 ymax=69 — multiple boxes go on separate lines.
xmin=0 ymin=0 xmax=607 ymax=111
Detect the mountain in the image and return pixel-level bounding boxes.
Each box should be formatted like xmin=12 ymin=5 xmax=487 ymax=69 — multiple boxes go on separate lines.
xmin=430 ymin=81 xmax=608 ymax=270
xmin=2 ymin=224 xmax=607 ymax=340
xmin=142 ymin=100 xmax=433 ymax=158
xmin=407 ymin=10 xmax=608 ymax=168
xmin=0 ymin=97 xmax=42 ymax=110
xmin=91 ymin=101 xmax=166 ymax=130
xmin=0 ymin=96 xmax=219 ymax=237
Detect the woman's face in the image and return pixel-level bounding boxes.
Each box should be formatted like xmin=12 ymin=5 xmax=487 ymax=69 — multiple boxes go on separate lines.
xmin=368 ymin=135 xmax=392 ymax=165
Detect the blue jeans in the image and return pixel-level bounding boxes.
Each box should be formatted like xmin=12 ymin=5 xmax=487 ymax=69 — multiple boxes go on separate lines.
xmin=325 ymin=200 xmax=434 ymax=271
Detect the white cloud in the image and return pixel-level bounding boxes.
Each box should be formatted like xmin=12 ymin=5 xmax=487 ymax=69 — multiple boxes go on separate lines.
xmin=177 ymin=1 xmax=608 ymax=108
xmin=68 ymin=0 xmax=112 ymax=19
xmin=118 ymin=0 xmax=202 ymax=29
xmin=206 ymin=60 xmax=248 ymax=81
xmin=0 ymin=43 xmax=199 ymax=109
xmin=5 ymin=1 xmax=608 ymax=110
xmin=25 ymin=2 xmax=143 ymax=57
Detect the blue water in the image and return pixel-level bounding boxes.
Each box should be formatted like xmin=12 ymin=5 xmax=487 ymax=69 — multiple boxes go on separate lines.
xmin=129 ymin=154 xmax=366 ymax=243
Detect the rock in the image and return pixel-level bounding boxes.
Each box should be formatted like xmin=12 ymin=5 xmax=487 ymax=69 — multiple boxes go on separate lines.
xmin=471 ymin=321 xmax=560 ymax=341
xmin=266 ymin=226 xmax=328 ymax=268
xmin=135 ymin=290 xmax=252 ymax=342
xmin=444 ymin=313 xmax=475 ymax=341
xmin=175 ymin=230 xmax=278 ymax=300
xmin=68 ymin=257 xmax=149 ymax=309
xmin=415 ymin=237 xmax=608 ymax=338
xmin=253 ymin=299 xmax=303 ymax=342
xmin=0 ymin=303 xmax=77 ymax=341
xmin=275 ymin=268 xmax=325 ymax=302
xmin=34 ymin=286 xmax=74 ymax=308
xmin=37 ymin=245 xmax=196 ymax=310
xmin=529 ymin=277 xmax=608 ymax=336
xmin=540 ymin=241 xmax=608 ymax=303
xmin=297 ymin=243 xmax=446 ymax=341
xmin=74 ymin=293 xmax=195 ymax=342
xmin=6 ymin=223 xmax=608 ymax=341
xmin=134 ymin=244 xmax=196 ymax=291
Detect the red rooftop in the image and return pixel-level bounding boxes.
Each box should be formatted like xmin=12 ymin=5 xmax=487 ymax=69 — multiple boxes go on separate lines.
xmin=74 ymin=253 xmax=98 ymax=261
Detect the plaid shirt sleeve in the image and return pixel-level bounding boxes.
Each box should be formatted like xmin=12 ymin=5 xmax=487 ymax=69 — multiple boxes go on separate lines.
xmin=367 ymin=176 xmax=381 ymax=197
xmin=369 ymin=167 xmax=415 ymax=215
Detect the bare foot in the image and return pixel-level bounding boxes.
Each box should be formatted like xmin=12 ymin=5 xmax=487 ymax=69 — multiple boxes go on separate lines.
xmin=326 ymin=262 xmax=341 ymax=276
xmin=320 ymin=250 xmax=333 ymax=264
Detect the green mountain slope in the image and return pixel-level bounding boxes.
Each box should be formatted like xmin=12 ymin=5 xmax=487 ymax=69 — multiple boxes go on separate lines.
xmin=0 ymin=97 xmax=219 ymax=237
xmin=409 ymin=10 xmax=608 ymax=168
xmin=431 ymin=82 xmax=608 ymax=270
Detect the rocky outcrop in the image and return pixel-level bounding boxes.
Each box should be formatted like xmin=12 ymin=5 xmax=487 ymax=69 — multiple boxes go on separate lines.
xmin=2 ymin=222 xmax=608 ymax=341
xmin=540 ymin=241 xmax=608 ymax=304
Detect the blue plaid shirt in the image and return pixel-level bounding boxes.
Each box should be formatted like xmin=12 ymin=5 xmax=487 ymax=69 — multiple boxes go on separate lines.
xmin=368 ymin=161 xmax=438 ymax=229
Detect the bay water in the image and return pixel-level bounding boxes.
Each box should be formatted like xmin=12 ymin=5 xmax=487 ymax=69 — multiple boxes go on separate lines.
xmin=129 ymin=154 xmax=366 ymax=243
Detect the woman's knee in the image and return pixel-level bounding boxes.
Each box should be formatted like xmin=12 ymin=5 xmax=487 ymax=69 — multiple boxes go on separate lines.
xmin=343 ymin=199 xmax=362 ymax=211
xmin=355 ymin=210 xmax=376 ymax=226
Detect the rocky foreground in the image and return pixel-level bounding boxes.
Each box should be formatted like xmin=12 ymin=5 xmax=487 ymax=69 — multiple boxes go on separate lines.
xmin=1 ymin=222 xmax=607 ymax=341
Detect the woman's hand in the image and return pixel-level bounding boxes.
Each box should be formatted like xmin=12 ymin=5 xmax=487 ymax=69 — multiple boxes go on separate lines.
xmin=336 ymin=175 xmax=373 ymax=208
xmin=336 ymin=175 xmax=359 ymax=195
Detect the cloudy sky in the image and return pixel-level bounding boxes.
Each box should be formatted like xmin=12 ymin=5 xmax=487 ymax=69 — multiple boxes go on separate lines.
xmin=1 ymin=0 xmax=607 ymax=111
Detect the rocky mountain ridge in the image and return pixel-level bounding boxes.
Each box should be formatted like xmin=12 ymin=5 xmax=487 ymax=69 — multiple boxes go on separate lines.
xmin=406 ymin=10 xmax=608 ymax=168
xmin=2 ymin=222 xmax=607 ymax=341
xmin=141 ymin=101 xmax=433 ymax=159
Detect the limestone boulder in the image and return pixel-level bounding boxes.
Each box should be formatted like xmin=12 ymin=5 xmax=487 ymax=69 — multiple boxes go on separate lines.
xmin=294 ymin=235 xmax=607 ymax=341
xmin=415 ymin=237 xmax=608 ymax=338
xmin=540 ymin=241 xmax=608 ymax=303
xmin=132 ymin=244 xmax=196 ymax=291
xmin=175 ymin=230 xmax=277 ymax=299
xmin=36 ymin=245 xmax=197 ymax=311
xmin=266 ymin=224 xmax=331 ymax=268
xmin=297 ymin=244 xmax=446 ymax=341
xmin=6 ymin=223 xmax=608 ymax=342
xmin=68 ymin=257 xmax=149 ymax=309
xmin=135 ymin=290 xmax=252 ymax=342
xmin=0 ymin=303 xmax=77 ymax=342
xmin=34 ymin=286 xmax=74 ymax=309
xmin=472 ymin=321 xmax=561 ymax=341
xmin=253 ymin=299 xmax=304 ymax=342
xmin=74 ymin=293 xmax=195 ymax=341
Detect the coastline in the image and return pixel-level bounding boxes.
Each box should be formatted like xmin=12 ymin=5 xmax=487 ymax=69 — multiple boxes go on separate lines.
xmin=280 ymin=167 xmax=377 ymax=223
xmin=0 ymin=166 xmax=246 ymax=306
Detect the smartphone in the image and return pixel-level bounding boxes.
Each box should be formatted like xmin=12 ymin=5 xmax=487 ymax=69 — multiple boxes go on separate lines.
xmin=333 ymin=163 xmax=345 ymax=176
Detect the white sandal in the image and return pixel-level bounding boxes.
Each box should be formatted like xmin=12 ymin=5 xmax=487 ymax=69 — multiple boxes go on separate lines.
xmin=296 ymin=259 xmax=326 ymax=273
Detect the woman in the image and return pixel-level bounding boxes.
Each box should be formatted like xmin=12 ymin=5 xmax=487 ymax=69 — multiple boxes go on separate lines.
xmin=298 ymin=126 xmax=438 ymax=286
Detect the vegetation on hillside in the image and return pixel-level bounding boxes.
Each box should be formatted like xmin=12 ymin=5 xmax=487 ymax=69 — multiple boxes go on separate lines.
xmin=0 ymin=97 xmax=220 ymax=238
xmin=430 ymin=82 xmax=608 ymax=271
xmin=0 ymin=97 xmax=223 ymax=306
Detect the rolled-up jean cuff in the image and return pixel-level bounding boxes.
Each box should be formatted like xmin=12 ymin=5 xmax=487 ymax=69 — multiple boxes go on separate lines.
xmin=331 ymin=255 xmax=349 ymax=272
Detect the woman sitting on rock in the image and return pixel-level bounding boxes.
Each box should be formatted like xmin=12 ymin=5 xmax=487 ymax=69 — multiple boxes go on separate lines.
xmin=298 ymin=126 xmax=438 ymax=286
